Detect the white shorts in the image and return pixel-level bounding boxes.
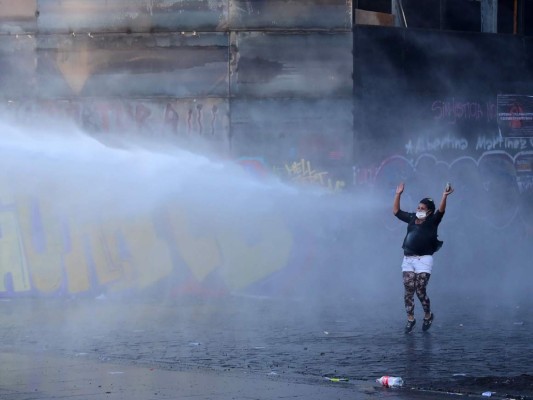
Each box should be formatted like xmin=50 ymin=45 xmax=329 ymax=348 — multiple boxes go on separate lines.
xmin=401 ymin=255 xmax=433 ymax=274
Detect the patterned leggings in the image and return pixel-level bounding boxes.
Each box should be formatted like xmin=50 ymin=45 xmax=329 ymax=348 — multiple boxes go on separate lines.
xmin=403 ymin=271 xmax=431 ymax=317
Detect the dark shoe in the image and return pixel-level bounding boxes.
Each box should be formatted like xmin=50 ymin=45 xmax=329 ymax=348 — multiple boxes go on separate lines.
xmin=422 ymin=313 xmax=434 ymax=332
xmin=404 ymin=319 xmax=416 ymax=333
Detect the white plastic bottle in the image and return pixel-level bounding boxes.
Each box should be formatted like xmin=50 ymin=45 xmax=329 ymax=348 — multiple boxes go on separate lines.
xmin=376 ymin=376 xmax=404 ymax=387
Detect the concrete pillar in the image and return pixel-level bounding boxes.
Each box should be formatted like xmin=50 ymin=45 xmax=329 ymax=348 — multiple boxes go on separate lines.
xmin=481 ymin=0 xmax=498 ymax=33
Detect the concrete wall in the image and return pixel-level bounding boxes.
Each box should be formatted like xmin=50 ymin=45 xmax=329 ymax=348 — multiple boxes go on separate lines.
xmin=0 ymin=0 xmax=354 ymax=173
xmin=353 ymin=26 xmax=533 ymax=246
xmin=1 ymin=2 xmax=532 ymax=298
xmin=0 ymin=0 xmax=354 ymax=299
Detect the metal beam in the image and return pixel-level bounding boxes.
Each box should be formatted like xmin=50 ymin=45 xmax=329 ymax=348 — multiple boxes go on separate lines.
xmin=480 ymin=0 xmax=498 ymax=33
xmin=391 ymin=0 xmax=407 ymax=28
xmin=440 ymin=0 xmax=446 ymax=30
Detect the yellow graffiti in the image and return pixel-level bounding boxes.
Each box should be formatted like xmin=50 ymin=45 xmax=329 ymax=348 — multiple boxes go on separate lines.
xmin=0 ymin=176 xmax=30 ymax=293
xmin=87 ymin=223 xmax=123 ymax=287
xmin=0 ymin=182 xmax=294 ymax=296
xmin=80 ymin=215 xmax=174 ymax=292
xmin=16 ymin=197 xmax=64 ymax=293
xmin=62 ymin=221 xmax=91 ymax=294
xmin=0 ymin=210 xmax=30 ymax=292
xmin=166 ymin=208 xmax=221 ymax=282
xmin=107 ymin=216 xmax=173 ymax=291
xmin=217 ymin=216 xmax=293 ymax=291
xmin=281 ymin=159 xmax=346 ymax=192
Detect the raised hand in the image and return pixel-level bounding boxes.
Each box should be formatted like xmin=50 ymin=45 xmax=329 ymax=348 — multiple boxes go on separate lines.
xmin=396 ymin=182 xmax=405 ymax=195
xmin=444 ymin=183 xmax=454 ymax=196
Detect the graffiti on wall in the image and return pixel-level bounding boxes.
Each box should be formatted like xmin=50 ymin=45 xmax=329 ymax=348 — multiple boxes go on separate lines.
xmin=405 ymin=134 xmax=533 ymax=155
xmin=3 ymin=99 xmax=230 ymax=147
xmin=356 ymin=93 xmax=533 ymax=234
xmin=279 ymin=159 xmax=346 ymax=192
xmin=238 ymin=157 xmax=346 ymax=192
xmin=0 ymin=183 xmax=295 ymax=297
xmin=372 ymin=150 xmax=533 ymax=230
xmin=431 ymin=98 xmax=497 ymax=125
xmin=497 ymin=94 xmax=533 ymax=138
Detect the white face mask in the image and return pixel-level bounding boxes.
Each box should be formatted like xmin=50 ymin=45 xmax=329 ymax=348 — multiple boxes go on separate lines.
xmin=416 ymin=211 xmax=427 ymax=219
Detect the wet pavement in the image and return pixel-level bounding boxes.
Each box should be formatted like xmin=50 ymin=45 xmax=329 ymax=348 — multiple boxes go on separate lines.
xmin=0 ymin=293 xmax=531 ymax=400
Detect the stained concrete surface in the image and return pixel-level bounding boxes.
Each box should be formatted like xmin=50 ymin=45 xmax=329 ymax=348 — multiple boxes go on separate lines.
xmin=0 ymin=293 xmax=531 ymax=400
xmin=0 ymin=351 xmax=458 ymax=400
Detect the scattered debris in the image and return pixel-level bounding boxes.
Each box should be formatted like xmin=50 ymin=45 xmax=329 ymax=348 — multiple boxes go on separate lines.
xmin=376 ymin=376 xmax=404 ymax=388
xmin=324 ymin=377 xmax=349 ymax=382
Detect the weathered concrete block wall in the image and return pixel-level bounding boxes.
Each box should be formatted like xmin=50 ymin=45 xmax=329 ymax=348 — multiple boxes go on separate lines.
xmin=1 ymin=2 xmax=532 ymax=299
xmin=0 ymin=0 xmax=354 ymax=173
xmin=0 ymin=1 xmax=354 ymax=298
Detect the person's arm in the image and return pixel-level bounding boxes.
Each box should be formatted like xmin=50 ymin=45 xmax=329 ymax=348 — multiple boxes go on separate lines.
xmin=393 ymin=182 xmax=404 ymax=215
xmin=438 ymin=183 xmax=454 ymax=213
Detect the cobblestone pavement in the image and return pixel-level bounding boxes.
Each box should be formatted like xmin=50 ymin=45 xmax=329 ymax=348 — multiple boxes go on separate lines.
xmin=0 ymin=292 xmax=531 ymax=399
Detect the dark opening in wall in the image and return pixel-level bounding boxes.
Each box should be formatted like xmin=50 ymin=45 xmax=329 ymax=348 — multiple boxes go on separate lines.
xmin=393 ymin=0 xmax=481 ymax=32
xmin=356 ymin=0 xmax=392 ymax=14
xmin=355 ymin=0 xmax=532 ymax=35
xmin=443 ymin=0 xmax=480 ymax=32
xmin=498 ymin=0 xmax=516 ymax=34
xmin=402 ymin=0 xmax=441 ymax=29
xmin=525 ymin=0 xmax=533 ymax=35
xmin=498 ymin=0 xmax=533 ymax=36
